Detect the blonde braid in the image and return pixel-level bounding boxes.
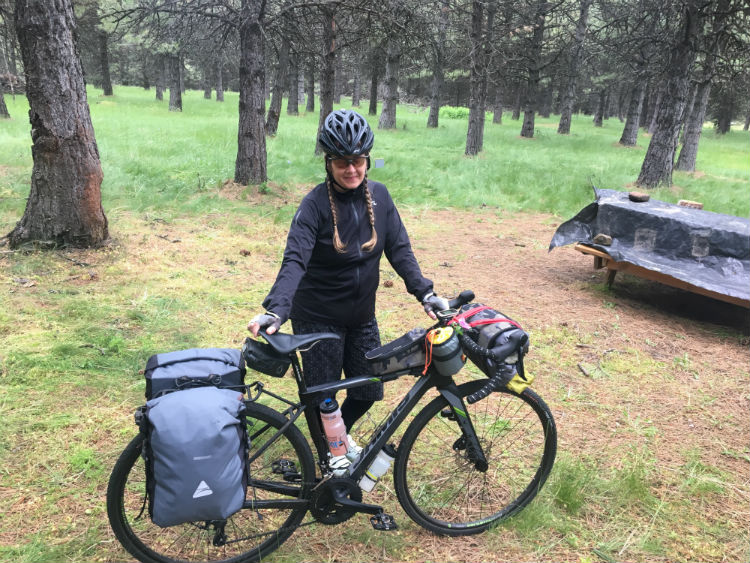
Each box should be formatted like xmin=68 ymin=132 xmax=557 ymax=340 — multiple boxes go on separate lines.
xmin=361 ymin=177 xmax=378 ymax=252
xmin=326 ymin=177 xmax=347 ymax=253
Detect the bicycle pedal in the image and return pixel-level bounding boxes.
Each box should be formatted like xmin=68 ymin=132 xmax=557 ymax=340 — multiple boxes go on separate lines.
xmin=440 ymin=407 xmax=457 ymax=421
xmin=370 ymin=512 xmax=398 ymax=531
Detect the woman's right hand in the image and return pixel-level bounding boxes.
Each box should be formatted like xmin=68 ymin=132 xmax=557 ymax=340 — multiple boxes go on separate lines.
xmin=247 ymin=312 xmax=282 ymax=337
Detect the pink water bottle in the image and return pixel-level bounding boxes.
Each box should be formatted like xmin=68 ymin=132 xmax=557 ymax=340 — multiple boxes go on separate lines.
xmin=320 ymin=398 xmax=349 ymax=456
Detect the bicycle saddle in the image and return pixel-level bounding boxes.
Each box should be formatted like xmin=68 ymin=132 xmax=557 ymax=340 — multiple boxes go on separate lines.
xmin=261 ymin=330 xmax=340 ymax=355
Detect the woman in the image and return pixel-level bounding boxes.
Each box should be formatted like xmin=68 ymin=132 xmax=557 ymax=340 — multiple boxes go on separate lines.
xmin=248 ymin=109 xmax=446 ymax=459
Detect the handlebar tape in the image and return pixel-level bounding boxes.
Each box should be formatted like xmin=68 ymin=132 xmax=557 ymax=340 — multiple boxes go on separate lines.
xmin=457 ymin=331 xmax=529 ymax=404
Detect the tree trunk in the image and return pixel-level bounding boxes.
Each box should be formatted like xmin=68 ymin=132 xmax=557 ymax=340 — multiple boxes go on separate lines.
xmin=167 ymin=53 xmax=182 ymax=111
xmin=378 ymin=38 xmax=400 ymax=129
xmin=99 ymin=30 xmax=113 ymax=96
xmin=465 ymin=0 xmax=491 ymax=155
xmin=288 ymin=54 xmax=299 ymax=115
xmin=619 ymin=80 xmax=645 ymax=145
xmin=9 ymin=0 xmax=107 ymax=249
xmin=265 ymin=36 xmax=290 ymax=136
xmin=492 ymin=86 xmax=502 ymax=124
xmin=155 ymin=55 xmax=165 ymax=101
xmin=216 ymin=54 xmax=224 ymax=102
xmin=512 ymin=83 xmax=522 ymax=120
xmin=427 ymin=3 xmax=448 ymax=128
xmin=333 ymin=56 xmax=343 ymax=103
xmin=316 ymin=8 xmax=335 ymax=155
xmin=743 ymin=111 xmax=749 ymax=131
xmin=234 ymin=0 xmax=267 ymax=185
xmin=305 ymin=55 xmax=315 ymax=112
xmin=351 ymin=70 xmax=360 ymax=107
xmin=636 ymin=3 xmax=703 ymax=189
xmin=593 ymin=88 xmax=606 ymax=127
xmin=714 ymin=88 xmax=733 ymax=134
xmin=203 ymin=63 xmax=212 ymax=99
xmin=539 ymin=85 xmax=552 ymax=118
xmin=520 ymin=0 xmax=546 ymax=139
xmin=558 ymin=0 xmax=591 ymax=135
xmin=646 ymin=83 xmax=663 ymax=134
xmin=0 ymin=82 xmax=9 ymax=118
xmin=368 ymin=66 xmax=378 ymax=116
xmin=675 ymin=80 xmax=710 ymax=171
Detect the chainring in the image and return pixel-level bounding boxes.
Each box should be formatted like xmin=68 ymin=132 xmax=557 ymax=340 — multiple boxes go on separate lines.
xmin=309 ymin=477 xmax=363 ymax=525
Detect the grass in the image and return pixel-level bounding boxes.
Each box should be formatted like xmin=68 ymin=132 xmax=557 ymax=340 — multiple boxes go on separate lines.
xmin=1 ymin=86 xmax=749 ymax=562
xmin=1 ymin=86 xmax=748 ymax=225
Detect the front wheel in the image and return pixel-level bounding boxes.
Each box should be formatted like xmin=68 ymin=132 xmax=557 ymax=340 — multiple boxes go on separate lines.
xmin=107 ymin=401 xmax=316 ymax=563
xmin=393 ymin=380 xmax=556 ymax=535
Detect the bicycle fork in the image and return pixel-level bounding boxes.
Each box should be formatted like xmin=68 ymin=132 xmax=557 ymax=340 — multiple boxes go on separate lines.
xmin=438 ymin=382 xmax=489 ymax=471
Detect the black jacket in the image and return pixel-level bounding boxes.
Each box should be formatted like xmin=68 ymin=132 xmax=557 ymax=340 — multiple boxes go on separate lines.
xmin=262 ymin=180 xmax=433 ymax=327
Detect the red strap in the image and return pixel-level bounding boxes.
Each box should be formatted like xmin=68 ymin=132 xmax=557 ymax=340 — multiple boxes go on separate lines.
xmin=450 ymin=305 xmax=522 ymax=330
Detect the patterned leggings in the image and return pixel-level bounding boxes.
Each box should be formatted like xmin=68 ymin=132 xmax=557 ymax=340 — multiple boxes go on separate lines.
xmin=291 ymin=317 xmax=384 ymax=403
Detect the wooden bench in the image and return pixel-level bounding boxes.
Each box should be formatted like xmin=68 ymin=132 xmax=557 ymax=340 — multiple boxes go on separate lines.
xmin=574 ymin=243 xmax=750 ymax=309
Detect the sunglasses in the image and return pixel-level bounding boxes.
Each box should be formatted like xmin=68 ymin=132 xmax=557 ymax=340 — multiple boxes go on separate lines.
xmin=326 ymin=155 xmax=369 ymax=169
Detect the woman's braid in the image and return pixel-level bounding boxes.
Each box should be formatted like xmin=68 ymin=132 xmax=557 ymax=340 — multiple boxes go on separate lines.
xmin=326 ymin=175 xmax=378 ymax=254
xmin=326 ymin=177 xmax=347 ymax=253
xmin=361 ymin=177 xmax=378 ymax=252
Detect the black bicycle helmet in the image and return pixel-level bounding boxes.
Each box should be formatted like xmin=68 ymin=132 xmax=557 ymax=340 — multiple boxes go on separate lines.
xmin=318 ymin=109 xmax=374 ymax=156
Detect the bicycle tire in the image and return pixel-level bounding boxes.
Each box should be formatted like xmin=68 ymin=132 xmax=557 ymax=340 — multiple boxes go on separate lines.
xmin=393 ymin=380 xmax=556 ymax=535
xmin=107 ymin=401 xmax=315 ymax=563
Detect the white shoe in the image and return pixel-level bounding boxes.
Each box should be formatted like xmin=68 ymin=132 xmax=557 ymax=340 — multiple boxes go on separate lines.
xmin=328 ymin=435 xmax=364 ymax=477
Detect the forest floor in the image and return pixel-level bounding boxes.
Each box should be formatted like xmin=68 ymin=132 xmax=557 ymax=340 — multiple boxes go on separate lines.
xmin=2 ymin=184 xmax=748 ymax=562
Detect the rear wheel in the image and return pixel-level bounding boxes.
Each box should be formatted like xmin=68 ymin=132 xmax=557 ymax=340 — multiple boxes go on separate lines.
xmin=393 ymin=381 xmax=556 ymax=535
xmin=107 ymin=402 xmax=315 ymax=563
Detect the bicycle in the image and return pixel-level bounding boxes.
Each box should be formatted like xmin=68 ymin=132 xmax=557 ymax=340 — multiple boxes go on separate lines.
xmin=107 ymin=290 xmax=557 ymax=563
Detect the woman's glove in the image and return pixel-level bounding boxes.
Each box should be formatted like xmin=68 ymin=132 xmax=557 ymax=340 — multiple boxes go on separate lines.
xmin=247 ymin=311 xmax=282 ymax=336
xmin=422 ymin=292 xmax=450 ymax=320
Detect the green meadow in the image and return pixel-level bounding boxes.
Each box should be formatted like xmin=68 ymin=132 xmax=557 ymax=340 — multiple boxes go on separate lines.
xmin=0 ymin=86 xmax=748 ymax=563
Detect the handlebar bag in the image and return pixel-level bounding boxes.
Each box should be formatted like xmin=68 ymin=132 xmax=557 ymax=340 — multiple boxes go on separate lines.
xmin=455 ymin=304 xmax=529 ymax=385
xmin=144 ymin=348 xmax=245 ymax=400
xmin=143 ymin=386 xmax=248 ymax=527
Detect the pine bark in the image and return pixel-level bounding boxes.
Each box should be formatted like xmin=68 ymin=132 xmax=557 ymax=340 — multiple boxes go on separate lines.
xmin=234 ymin=0 xmax=267 ymax=185
xmin=619 ymin=80 xmax=645 ymax=145
xmin=155 ymin=55 xmax=165 ymax=101
xmin=743 ymin=111 xmax=749 ymax=131
xmin=265 ymin=36 xmax=290 ymax=136
xmin=558 ymin=0 xmax=591 ymax=134
xmin=593 ymin=88 xmax=606 ymax=127
xmin=99 ymin=30 xmax=113 ymax=96
xmin=9 ymin=0 xmax=107 ymax=248
xmin=492 ymin=87 xmax=502 ymax=124
xmin=216 ymin=55 xmax=224 ymax=102
xmin=167 ymin=53 xmax=182 ymax=111
xmin=675 ymin=81 xmax=710 ymax=171
xmin=368 ymin=67 xmax=378 ymax=116
xmin=316 ymin=8 xmax=335 ymax=154
xmin=288 ymin=54 xmax=299 ymax=115
xmin=305 ymin=56 xmax=315 ymax=112
xmin=351 ymin=71 xmax=360 ymax=107
xmin=0 ymin=83 xmax=9 ymax=118
xmin=378 ymin=38 xmax=400 ymax=129
xmin=466 ymin=0 xmax=492 ymax=155
xmin=636 ymin=3 xmax=703 ymax=188
xmin=520 ymin=0 xmax=547 ymax=139
xmin=427 ymin=3 xmax=449 ymax=128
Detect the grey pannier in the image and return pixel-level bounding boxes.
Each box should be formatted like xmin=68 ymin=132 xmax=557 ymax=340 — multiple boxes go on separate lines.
xmin=144 ymin=385 xmax=247 ymax=527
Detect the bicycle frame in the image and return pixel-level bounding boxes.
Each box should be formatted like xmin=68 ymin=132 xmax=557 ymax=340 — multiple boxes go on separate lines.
xmin=254 ymin=342 xmax=488 ymax=486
